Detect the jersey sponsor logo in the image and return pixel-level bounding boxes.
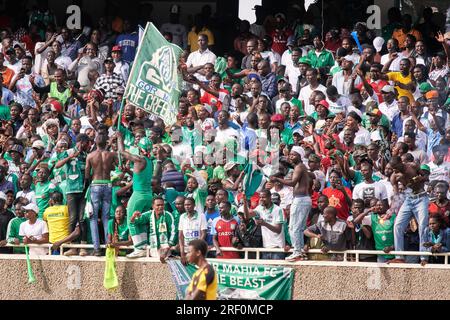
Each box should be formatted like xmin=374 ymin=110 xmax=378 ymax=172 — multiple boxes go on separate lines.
xmin=362 ymin=187 xmax=375 ymax=201
xmin=185 ymin=230 xmax=200 ymax=238
xmin=218 ymin=231 xmax=234 ymax=237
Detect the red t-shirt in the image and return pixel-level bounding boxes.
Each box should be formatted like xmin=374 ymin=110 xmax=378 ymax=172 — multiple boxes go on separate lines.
xmin=270 ymin=29 xmax=294 ymax=55
xmin=322 ymin=187 xmax=352 ymax=220
xmin=356 ymin=79 xmax=388 ymax=103
xmin=429 ymin=202 xmax=450 ymax=227
xmin=214 ymin=217 xmax=240 ymax=259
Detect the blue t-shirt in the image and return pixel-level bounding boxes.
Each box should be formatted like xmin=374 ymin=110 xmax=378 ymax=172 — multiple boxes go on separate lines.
xmin=204 ymin=210 xmax=220 ymax=246
xmin=116 ymin=33 xmax=139 ymax=63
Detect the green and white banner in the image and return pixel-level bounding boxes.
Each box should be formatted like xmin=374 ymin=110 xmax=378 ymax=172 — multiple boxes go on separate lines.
xmin=124 ymin=22 xmax=183 ymax=126
xmin=168 ymin=260 xmax=294 ymax=300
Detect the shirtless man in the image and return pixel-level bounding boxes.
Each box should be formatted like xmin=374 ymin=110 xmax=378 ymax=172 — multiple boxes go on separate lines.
xmin=85 ymin=134 xmax=118 ymax=256
xmin=388 ymin=156 xmax=429 ymax=264
xmin=270 ymin=146 xmax=314 ymax=261
xmin=116 ymin=131 xmax=154 ymax=258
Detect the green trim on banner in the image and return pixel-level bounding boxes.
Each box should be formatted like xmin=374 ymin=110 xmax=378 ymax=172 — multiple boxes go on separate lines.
xmin=168 ymin=259 xmax=294 ymax=300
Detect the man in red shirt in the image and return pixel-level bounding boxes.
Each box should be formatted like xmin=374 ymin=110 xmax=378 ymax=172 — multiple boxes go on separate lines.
xmin=212 ymin=201 xmax=240 ymax=259
xmin=429 ymin=182 xmax=450 ymax=227
xmin=322 ymin=169 xmax=352 ymax=220
xmin=192 ymin=73 xmax=229 ymax=111
xmin=270 ymin=13 xmax=293 ymax=55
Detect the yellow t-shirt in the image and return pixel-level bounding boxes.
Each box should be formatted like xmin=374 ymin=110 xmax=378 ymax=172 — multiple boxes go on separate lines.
xmin=387 ymin=72 xmax=415 ymax=102
xmin=186 ymin=264 xmax=218 ymax=300
xmin=188 ymin=28 xmax=215 ymax=52
xmin=43 ymin=205 xmax=70 ymax=244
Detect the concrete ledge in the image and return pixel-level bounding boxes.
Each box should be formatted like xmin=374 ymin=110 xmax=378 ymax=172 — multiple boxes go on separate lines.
xmin=1 ymin=255 xmax=450 ymax=300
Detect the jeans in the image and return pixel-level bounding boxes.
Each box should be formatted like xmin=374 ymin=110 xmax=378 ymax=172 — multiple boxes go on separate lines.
xmin=261 ymin=252 xmax=285 ymax=260
xmin=66 ymin=193 xmax=87 ymax=242
xmin=393 ymin=193 xmax=429 ymax=260
xmin=90 ymin=185 xmax=112 ymax=250
xmin=289 ymin=196 xmax=312 ymax=254
xmin=377 ymin=255 xmax=390 ymax=263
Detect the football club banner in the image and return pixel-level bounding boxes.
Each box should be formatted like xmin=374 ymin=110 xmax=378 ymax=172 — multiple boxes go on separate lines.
xmin=124 ymin=22 xmax=183 ymax=126
xmin=168 ymin=259 xmax=294 ymax=300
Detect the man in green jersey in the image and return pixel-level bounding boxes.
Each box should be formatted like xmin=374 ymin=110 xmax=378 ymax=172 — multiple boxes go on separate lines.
xmin=35 ymin=166 xmax=60 ymax=218
xmin=117 ymin=131 xmax=154 ymax=258
xmin=55 ymin=134 xmax=90 ymax=256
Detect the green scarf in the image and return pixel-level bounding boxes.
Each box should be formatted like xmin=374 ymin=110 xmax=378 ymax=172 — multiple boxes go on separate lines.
xmin=149 ymin=211 xmax=169 ymax=250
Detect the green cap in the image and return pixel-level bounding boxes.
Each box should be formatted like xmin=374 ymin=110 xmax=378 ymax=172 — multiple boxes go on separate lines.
xmin=298 ymin=56 xmax=311 ymax=66
xmin=137 ymin=137 xmax=152 ymax=152
xmin=419 ymin=82 xmax=434 ymax=93
xmin=420 ymin=164 xmax=430 ymax=172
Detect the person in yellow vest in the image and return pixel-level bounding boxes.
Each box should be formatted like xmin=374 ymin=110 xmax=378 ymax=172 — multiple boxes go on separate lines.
xmin=185 ymin=239 xmax=218 ymax=300
xmin=43 ymin=191 xmax=70 ymax=255
xmin=30 ymin=68 xmax=71 ymax=106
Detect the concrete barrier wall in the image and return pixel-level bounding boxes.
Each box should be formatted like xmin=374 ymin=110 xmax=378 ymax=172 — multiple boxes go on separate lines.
xmin=1 ymin=255 xmax=450 ymax=300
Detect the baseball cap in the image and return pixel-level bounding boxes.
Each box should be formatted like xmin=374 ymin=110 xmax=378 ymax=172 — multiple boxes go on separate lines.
xmin=104 ymin=56 xmax=114 ymax=64
xmin=32 ymin=140 xmax=45 ymax=149
xmin=298 ymin=56 xmax=311 ymax=66
xmin=368 ymin=108 xmax=382 ymax=117
xmin=419 ymin=82 xmax=434 ymax=93
xmin=342 ymin=55 xmax=354 ymax=63
xmin=420 ymin=164 xmax=431 ymax=172
xmin=115 ymin=86 xmax=125 ymax=95
xmin=425 ymin=90 xmax=439 ymax=100
xmin=270 ymin=114 xmax=285 ymax=122
xmin=317 ymin=100 xmax=329 ymax=109
xmin=373 ymin=37 xmax=385 ymax=53
xmin=23 ymin=203 xmax=39 ymax=213
xmin=13 ymin=42 xmax=24 ymax=50
xmin=381 ymin=85 xmax=395 ymax=94
xmin=111 ymin=45 xmax=122 ymax=52
xmin=287 ymin=36 xmax=296 ymax=47
xmin=224 ymin=162 xmax=238 ymax=172
xmin=247 ymin=73 xmax=261 ymax=82
xmin=277 ymin=76 xmax=289 ymax=83
xmin=10 ymin=144 xmax=24 ymax=155
xmin=49 ymin=100 xmax=63 ymax=113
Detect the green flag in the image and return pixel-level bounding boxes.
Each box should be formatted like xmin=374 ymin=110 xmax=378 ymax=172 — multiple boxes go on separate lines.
xmin=243 ymin=162 xmax=265 ymax=198
xmin=103 ymin=247 xmax=119 ymax=290
xmin=24 ymin=245 xmax=36 ymax=284
xmin=124 ymin=22 xmax=183 ymax=126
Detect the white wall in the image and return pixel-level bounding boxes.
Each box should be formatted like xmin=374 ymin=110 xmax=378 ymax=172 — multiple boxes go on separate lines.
xmin=238 ymin=0 xmax=261 ymax=24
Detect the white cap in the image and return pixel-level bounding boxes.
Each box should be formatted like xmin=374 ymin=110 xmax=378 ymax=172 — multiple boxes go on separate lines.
xmin=23 ymin=203 xmax=39 ymax=214
xmin=291 ymin=146 xmax=305 ymax=158
xmin=343 ymin=55 xmax=354 ymax=63
xmin=373 ymin=37 xmax=385 ymax=53
xmin=32 ymin=140 xmax=45 ymax=149
xmin=381 ymin=85 xmax=395 ymax=94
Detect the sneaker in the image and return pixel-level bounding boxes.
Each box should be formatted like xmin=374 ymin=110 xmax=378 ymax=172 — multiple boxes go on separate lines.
xmin=64 ymin=248 xmax=79 ymax=256
xmin=285 ymin=251 xmax=304 ymax=262
xmin=126 ymin=249 xmax=146 ymax=259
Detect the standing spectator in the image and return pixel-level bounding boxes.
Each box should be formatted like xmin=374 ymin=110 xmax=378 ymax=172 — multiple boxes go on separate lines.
xmin=179 ymin=197 xmax=207 ymax=265
xmin=269 ymin=13 xmax=293 ymax=55
xmin=42 ymin=192 xmax=69 ymax=254
xmin=0 ymin=198 xmax=28 ymax=253
xmin=250 ymin=5 xmax=266 ymax=39
xmin=9 ymin=56 xmax=45 ymax=108
xmin=19 ymin=203 xmax=49 ymax=256
xmin=298 ymin=68 xmax=327 ymax=115
xmin=322 ymin=170 xmax=352 ymax=220
xmin=243 ymin=189 xmax=285 ymax=260
xmin=59 ymin=28 xmax=82 ymax=61
xmin=115 ymin=19 xmax=139 ymax=64
xmin=0 ymin=192 xmax=14 ymax=253
xmin=352 ymin=159 xmax=389 ymax=209
xmin=212 ymin=201 xmax=240 ymax=259
xmin=257 ymin=60 xmax=277 ymax=99
xmin=306 ymin=35 xmax=335 ymax=73
xmin=160 ymin=5 xmax=188 ymax=50
xmin=188 ymin=14 xmax=215 ymax=53
xmin=241 ymin=39 xmax=257 ymax=70
xmin=0 ymin=53 xmax=15 ymax=87
xmin=68 ymin=42 xmax=102 ymax=92
xmin=94 ymin=57 xmax=125 ymax=101
xmin=111 ymin=46 xmax=130 ymax=83
xmin=186 ymin=34 xmax=216 ymax=80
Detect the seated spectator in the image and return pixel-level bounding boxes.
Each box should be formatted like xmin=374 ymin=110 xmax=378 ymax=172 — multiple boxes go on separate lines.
xmin=304 ymin=206 xmax=351 ymax=261
xmin=421 ymin=215 xmax=448 ymax=266
xmin=429 ymin=182 xmax=450 ymax=228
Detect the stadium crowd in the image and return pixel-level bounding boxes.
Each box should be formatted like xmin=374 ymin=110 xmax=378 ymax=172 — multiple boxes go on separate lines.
xmin=0 ymin=3 xmax=448 ymax=266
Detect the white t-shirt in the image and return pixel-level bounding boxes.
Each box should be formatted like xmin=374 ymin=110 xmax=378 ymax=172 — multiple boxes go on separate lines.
xmin=215 ymin=127 xmax=240 ymax=146
xmin=186 ymin=49 xmax=216 ymax=68
xmin=427 ymin=161 xmax=450 ymax=182
xmin=298 ymin=84 xmax=327 ymax=115
xmin=327 ymin=95 xmax=352 ymax=115
xmin=379 ymin=179 xmax=394 ymax=205
xmin=253 ymin=204 xmax=285 ymax=249
xmin=378 ymin=100 xmax=399 ymax=122
xmin=19 ymin=219 xmax=48 ymax=256
xmin=352 ymin=181 xmax=388 ymax=203
xmin=332 ymin=71 xmax=361 ymax=97
xmin=178 ymin=212 xmax=208 ymax=253
xmin=16 ymin=190 xmax=37 ymax=205
xmin=284 ymin=65 xmax=301 ymax=90
xmin=172 ymin=143 xmax=193 ymax=164
xmin=338 ymin=126 xmax=371 ymax=146
xmin=270 ymin=186 xmax=293 ymax=210
xmin=380 ymin=54 xmax=403 ymax=71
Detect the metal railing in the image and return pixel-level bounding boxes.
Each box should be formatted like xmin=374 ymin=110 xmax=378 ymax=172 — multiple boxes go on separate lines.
xmin=3 ymin=243 xmax=450 ymax=264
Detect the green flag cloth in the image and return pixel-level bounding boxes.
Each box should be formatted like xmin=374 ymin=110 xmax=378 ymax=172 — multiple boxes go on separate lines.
xmin=103 ymin=247 xmax=119 ymax=290
xmin=243 ymin=162 xmax=265 ymax=198
xmin=215 ymin=56 xmax=227 ymax=74
xmin=124 ymin=22 xmax=183 ymax=126
xmin=25 ymin=245 xmax=36 ymax=284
